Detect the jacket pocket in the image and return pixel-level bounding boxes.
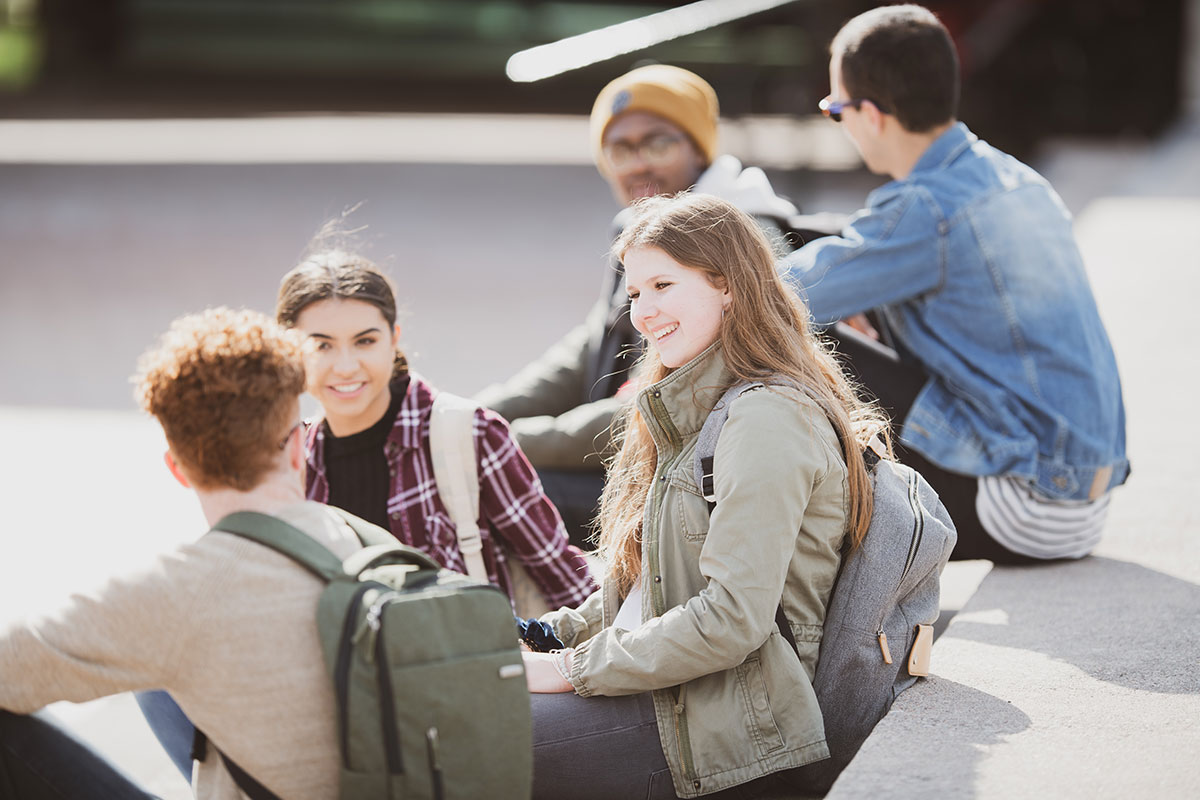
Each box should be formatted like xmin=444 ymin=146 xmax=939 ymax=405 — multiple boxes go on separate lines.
xmin=735 ymin=655 xmax=784 ymax=756
xmin=674 ymin=486 xmax=710 ymax=541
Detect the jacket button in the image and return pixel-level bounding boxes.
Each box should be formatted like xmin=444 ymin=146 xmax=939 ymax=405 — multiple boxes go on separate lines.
xmin=659 ymin=475 xmax=667 ymax=482
xmin=1053 ymin=475 xmax=1069 ymax=488
xmin=693 ymin=781 xmax=702 ymax=790
xmin=654 ymin=575 xmax=662 ymax=583
xmin=653 ymin=390 xmax=661 ymax=398
xmin=674 ymin=703 xmax=684 ymax=714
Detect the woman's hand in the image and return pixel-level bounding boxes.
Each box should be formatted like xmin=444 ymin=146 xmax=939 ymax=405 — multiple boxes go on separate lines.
xmin=523 ymin=650 xmax=575 ymax=693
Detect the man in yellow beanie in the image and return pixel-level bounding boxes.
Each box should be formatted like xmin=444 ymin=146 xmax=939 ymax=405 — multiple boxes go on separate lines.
xmin=589 ymin=64 xmax=717 ymax=206
xmin=478 ymin=64 xmax=799 ymax=546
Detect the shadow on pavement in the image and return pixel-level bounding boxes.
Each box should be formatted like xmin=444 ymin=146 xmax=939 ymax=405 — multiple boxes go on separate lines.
xmin=947 ymin=556 xmax=1200 ymax=695
xmin=830 ymin=677 xmax=1032 ymax=799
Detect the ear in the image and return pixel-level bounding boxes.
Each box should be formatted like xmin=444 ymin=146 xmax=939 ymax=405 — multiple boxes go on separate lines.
xmin=164 ymin=451 xmax=191 ymax=489
xmin=288 ymin=423 xmax=306 ymax=474
xmin=392 ymin=322 xmax=402 ymax=342
xmin=862 ymin=99 xmax=887 ymax=135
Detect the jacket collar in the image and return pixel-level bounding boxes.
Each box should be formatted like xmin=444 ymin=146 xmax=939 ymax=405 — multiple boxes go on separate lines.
xmin=636 ymin=342 xmax=732 ymax=448
xmin=911 ymin=121 xmax=975 ymax=175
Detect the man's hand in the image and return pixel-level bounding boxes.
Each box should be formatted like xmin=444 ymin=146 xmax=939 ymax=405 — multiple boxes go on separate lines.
xmin=843 ymin=313 xmax=880 ymax=340
xmin=523 ymin=650 xmax=575 ymax=693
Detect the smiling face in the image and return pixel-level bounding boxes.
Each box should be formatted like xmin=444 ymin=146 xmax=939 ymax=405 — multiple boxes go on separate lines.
xmin=602 ymin=110 xmax=707 ymax=207
xmin=292 ymin=298 xmax=399 ymax=436
xmin=624 ymin=245 xmax=728 ymax=369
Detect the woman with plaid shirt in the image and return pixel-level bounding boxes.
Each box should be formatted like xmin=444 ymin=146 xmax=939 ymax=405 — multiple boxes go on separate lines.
xmin=276 ymin=250 xmax=597 ymax=610
xmin=136 ymin=248 xmax=596 ymax=781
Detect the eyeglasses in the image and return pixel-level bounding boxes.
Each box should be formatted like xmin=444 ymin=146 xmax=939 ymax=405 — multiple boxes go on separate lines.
xmin=279 ymin=421 xmax=303 ymax=450
xmin=818 ymin=96 xmax=888 ymax=123
xmin=603 ymin=133 xmax=685 ymax=170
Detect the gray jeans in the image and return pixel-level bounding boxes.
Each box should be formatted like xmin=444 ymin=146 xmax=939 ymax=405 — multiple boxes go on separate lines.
xmin=532 ymin=692 xmax=804 ymax=800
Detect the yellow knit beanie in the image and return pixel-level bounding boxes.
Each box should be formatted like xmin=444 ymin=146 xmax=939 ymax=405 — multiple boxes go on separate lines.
xmin=590 ymin=65 xmax=719 ymax=176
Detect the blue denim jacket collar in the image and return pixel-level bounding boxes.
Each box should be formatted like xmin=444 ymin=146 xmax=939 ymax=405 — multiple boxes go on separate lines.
xmin=912 ymin=122 xmax=974 ymax=175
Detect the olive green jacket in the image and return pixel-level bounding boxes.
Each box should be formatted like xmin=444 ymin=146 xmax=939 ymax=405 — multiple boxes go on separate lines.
xmin=541 ymin=344 xmax=849 ymax=797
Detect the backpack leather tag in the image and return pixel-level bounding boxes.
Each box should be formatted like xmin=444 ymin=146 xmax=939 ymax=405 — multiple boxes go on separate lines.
xmin=908 ymin=624 xmax=934 ymax=677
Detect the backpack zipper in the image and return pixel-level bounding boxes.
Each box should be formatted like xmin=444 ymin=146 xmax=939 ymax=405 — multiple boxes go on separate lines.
xmin=877 ymin=469 xmax=925 ymax=665
xmin=426 ymin=726 xmax=445 ymax=800
xmin=900 ymin=469 xmax=924 ymax=585
xmin=335 ymin=583 xmax=379 ymax=769
xmin=372 ymin=595 xmax=405 ymax=776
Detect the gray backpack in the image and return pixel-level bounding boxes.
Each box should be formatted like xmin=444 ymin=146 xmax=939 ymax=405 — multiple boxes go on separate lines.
xmin=694 ymin=382 xmax=957 ymax=793
xmin=212 ymin=508 xmax=532 ymax=800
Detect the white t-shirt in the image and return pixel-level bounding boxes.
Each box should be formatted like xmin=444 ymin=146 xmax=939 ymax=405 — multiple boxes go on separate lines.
xmin=613 ymin=582 xmax=644 ymax=632
xmin=975 ymin=475 xmax=1110 ymax=559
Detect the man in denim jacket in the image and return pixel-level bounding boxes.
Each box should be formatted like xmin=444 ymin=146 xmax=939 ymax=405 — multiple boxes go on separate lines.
xmin=782 ymin=4 xmax=1128 ymax=563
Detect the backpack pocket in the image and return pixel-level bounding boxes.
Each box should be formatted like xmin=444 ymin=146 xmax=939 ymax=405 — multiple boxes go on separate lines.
xmin=383 ymin=646 xmax=532 ymax=799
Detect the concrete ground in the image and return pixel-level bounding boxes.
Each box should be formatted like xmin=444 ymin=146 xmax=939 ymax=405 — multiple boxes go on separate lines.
xmin=2 ymin=92 xmax=1198 ymax=800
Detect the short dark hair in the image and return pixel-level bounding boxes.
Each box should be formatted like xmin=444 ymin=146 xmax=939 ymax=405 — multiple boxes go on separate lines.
xmin=832 ymin=4 xmax=959 ymax=133
xmin=276 ymin=250 xmax=398 ymax=330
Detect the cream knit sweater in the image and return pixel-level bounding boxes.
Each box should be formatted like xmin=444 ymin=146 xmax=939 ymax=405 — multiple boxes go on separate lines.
xmin=0 ymin=500 xmax=364 ymax=799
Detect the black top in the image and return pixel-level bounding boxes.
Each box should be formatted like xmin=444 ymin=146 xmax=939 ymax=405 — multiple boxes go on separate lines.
xmin=323 ymin=376 xmax=409 ymax=530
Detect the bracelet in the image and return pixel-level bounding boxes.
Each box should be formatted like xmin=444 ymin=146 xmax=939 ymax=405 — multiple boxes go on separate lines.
xmin=549 ymin=648 xmax=574 ymax=683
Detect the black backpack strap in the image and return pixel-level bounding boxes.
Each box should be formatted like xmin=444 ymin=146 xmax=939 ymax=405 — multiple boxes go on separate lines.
xmin=212 ymin=511 xmax=344 ymax=583
xmin=694 ymin=382 xmax=764 ymax=511
xmin=775 ymin=604 xmax=799 ymax=657
xmin=191 ymin=726 xmax=207 ymax=762
xmin=192 ymin=728 xmax=282 ymax=800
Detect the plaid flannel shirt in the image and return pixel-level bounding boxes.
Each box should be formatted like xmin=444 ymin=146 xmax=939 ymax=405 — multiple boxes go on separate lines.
xmin=305 ymin=372 xmax=596 ymax=609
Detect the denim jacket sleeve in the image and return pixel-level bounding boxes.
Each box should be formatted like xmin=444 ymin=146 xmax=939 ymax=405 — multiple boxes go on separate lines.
xmin=780 ymin=184 xmax=944 ymax=325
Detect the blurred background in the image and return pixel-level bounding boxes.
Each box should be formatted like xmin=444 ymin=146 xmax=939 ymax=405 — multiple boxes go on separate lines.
xmin=0 ymin=0 xmax=1192 ymax=410
xmin=0 ymin=0 xmax=1188 ymax=154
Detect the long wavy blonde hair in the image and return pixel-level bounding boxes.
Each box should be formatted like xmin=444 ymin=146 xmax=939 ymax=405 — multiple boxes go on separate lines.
xmin=596 ymin=194 xmax=891 ymax=594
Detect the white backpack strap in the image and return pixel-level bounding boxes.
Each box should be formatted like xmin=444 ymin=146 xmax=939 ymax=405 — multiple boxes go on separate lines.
xmin=429 ymin=392 xmax=487 ymax=582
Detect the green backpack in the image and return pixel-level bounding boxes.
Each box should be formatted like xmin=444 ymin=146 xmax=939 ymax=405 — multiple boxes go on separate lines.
xmin=213 ymin=508 xmax=532 ymax=800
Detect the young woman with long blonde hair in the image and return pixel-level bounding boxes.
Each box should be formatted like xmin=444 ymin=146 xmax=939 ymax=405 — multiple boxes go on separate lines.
xmin=521 ymin=193 xmax=890 ymax=799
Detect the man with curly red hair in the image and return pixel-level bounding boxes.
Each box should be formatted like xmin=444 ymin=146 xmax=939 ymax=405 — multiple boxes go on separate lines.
xmin=0 ymin=307 xmax=359 ymax=799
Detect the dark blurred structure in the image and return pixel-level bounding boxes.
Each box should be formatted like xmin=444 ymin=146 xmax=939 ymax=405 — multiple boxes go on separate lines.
xmin=5 ymin=0 xmax=1189 ymax=156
